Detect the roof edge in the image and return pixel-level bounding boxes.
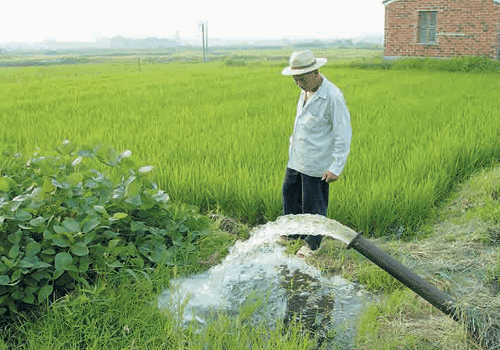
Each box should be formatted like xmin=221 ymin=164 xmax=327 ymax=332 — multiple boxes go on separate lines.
xmin=384 ymin=0 xmax=500 ymax=4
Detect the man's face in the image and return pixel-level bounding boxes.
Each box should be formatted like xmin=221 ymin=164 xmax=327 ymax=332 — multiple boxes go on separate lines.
xmin=292 ymin=71 xmax=318 ymax=91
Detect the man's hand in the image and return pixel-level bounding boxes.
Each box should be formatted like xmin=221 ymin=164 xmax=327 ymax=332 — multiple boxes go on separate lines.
xmin=322 ymin=171 xmax=338 ymax=184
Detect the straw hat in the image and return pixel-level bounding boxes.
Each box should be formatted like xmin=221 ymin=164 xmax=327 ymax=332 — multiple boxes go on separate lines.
xmin=282 ymin=50 xmax=327 ymax=76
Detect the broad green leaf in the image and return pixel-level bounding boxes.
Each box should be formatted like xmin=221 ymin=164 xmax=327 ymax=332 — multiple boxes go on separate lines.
xmin=22 ymin=293 xmax=35 ymax=304
xmin=52 ymin=225 xmax=67 ymax=234
xmin=41 ymin=248 xmax=56 ymax=255
xmin=53 ymin=269 xmax=64 ymax=280
xmin=78 ymin=255 xmax=90 ymax=273
xmin=152 ymin=190 xmax=169 ymax=203
xmin=11 ymin=290 xmax=24 ymax=300
xmin=19 ymin=256 xmax=50 ymax=269
xmin=54 ymin=252 xmax=73 ymax=271
xmin=82 ymin=217 xmax=101 ymax=233
xmin=0 ymin=275 xmax=9 ymax=285
xmin=125 ymin=195 xmax=142 ymax=207
xmin=29 ymin=216 xmax=47 ymax=227
xmin=138 ymin=166 xmax=154 ymax=174
xmin=26 ymin=242 xmax=42 ymax=257
xmin=7 ymin=231 xmax=22 ymax=245
xmin=38 ymin=285 xmax=53 ymax=303
xmin=18 ymin=257 xmax=34 ymax=268
xmin=8 ymin=244 xmax=20 ymax=259
xmin=25 ymin=285 xmax=38 ymax=293
xmin=93 ymin=205 xmax=107 ymax=214
xmin=108 ymin=239 xmax=121 ymax=249
xmin=112 ymin=213 xmax=128 ymax=220
xmin=32 ymin=260 xmax=51 ymax=269
xmin=126 ymin=180 xmax=142 ymax=197
xmin=42 ymin=177 xmax=54 ymax=193
xmin=1 ymin=257 xmax=14 ymax=268
xmin=67 ymin=173 xmax=83 ymax=187
xmin=131 ymin=221 xmax=147 ymax=233
xmin=102 ymin=230 xmax=119 ymax=239
xmin=83 ymin=232 xmax=96 ymax=245
xmin=150 ymin=246 xmax=168 ymax=263
xmin=51 ymin=235 xmax=70 ymax=248
xmin=70 ymin=242 xmax=89 ymax=257
xmin=11 ymin=269 xmax=22 ymax=283
xmin=84 ymin=179 xmax=99 ymax=189
xmin=15 ymin=210 xmax=32 ymax=222
xmin=130 ymin=257 xmax=144 ymax=269
xmin=62 ymin=218 xmax=80 ymax=233
xmin=0 ymin=178 xmax=10 ymax=192
xmin=43 ymin=230 xmax=53 ymax=240
xmin=107 ymin=261 xmax=124 ymax=268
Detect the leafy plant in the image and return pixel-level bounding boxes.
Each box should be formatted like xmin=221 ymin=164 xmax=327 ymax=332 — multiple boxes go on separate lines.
xmin=0 ymin=142 xmax=214 ymax=315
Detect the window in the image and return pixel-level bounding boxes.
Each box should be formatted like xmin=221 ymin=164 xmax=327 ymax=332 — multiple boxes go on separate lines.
xmin=418 ymin=11 xmax=437 ymax=44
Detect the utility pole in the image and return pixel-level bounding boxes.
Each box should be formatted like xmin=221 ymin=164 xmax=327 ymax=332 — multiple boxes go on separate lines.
xmin=199 ymin=21 xmax=208 ymax=62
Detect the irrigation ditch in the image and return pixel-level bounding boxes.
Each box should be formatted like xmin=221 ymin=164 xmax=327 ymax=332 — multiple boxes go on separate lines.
xmin=163 ymin=163 xmax=500 ymax=349
xmin=161 ymin=213 xmax=500 ymax=349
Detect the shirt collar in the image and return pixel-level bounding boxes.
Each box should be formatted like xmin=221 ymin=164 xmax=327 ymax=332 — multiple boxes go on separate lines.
xmin=303 ymin=75 xmax=327 ymax=99
xmin=314 ymin=75 xmax=328 ymax=99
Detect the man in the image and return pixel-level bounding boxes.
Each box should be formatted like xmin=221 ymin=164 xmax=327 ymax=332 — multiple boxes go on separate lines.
xmin=281 ymin=50 xmax=352 ymax=258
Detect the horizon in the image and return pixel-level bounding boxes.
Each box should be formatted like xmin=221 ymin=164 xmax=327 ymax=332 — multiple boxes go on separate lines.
xmin=2 ymin=0 xmax=385 ymax=44
xmin=0 ymin=33 xmax=384 ymax=46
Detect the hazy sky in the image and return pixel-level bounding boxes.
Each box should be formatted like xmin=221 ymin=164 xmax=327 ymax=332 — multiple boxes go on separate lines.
xmin=2 ymin=0 xmax=385 ymax=43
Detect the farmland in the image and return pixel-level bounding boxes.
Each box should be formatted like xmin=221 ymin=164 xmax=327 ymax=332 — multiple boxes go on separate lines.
xmin=1 ymin=49 xmax=500 ymax=348
xmin=1 ymin=55 xmax=500 ymax=237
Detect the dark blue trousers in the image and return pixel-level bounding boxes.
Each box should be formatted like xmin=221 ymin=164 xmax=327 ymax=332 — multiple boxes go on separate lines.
xmin=282 ymin=168 xmax=329 ymax=250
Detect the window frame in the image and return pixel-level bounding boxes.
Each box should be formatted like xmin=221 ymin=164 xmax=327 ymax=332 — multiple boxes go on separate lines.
xmin=418 ymin=11 xmax=438 ymax=45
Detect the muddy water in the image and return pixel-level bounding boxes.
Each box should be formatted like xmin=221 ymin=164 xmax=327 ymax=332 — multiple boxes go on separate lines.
xmin=158 ymin=214 xmax=374 ymax=348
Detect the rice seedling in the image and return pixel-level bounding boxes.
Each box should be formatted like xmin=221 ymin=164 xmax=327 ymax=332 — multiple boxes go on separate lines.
xmin=1 ymin=61 xmax=499 ymax=238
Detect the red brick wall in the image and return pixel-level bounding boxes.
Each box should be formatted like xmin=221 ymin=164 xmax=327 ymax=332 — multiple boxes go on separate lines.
xmin=384 ymin=0 xmax=500 ymax=58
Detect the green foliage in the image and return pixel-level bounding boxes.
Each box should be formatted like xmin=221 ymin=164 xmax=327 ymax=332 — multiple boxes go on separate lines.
xmin=351 ymin=55 xmax=500 ymax=73
xmin=0 ymin=143 xmax=214 ymax=315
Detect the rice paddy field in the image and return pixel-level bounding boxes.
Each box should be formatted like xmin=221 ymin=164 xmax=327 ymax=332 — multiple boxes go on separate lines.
xmin=1 ymin=55 xmax=500 ymax=238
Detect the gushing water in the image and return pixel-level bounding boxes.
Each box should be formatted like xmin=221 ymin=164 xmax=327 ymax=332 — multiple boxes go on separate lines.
xmin=158 ymin=214 xmax=372 ymax=347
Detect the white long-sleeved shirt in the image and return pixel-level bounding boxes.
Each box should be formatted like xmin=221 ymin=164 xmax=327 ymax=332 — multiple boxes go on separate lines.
xmin=287 ymin=76 xmax=352 ymax=178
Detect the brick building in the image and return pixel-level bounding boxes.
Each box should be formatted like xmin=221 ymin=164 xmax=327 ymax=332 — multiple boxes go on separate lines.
xmin=383 ymin=0 xmax=500 ymax=59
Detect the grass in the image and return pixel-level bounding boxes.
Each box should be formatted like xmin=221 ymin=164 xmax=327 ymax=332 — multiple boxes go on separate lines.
xmin=0 ymin=225 xmax=317 ymax=350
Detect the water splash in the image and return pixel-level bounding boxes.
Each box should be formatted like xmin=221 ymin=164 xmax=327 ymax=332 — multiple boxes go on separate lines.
xmin=158 ymin=214 xmax=372 ymax=346
xmin=268 ymin=214 xmax=359 ymax=245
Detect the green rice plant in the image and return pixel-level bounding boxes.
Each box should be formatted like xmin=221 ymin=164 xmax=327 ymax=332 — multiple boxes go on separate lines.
xmin=1 ymin=62 xmax=499 ymax=238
